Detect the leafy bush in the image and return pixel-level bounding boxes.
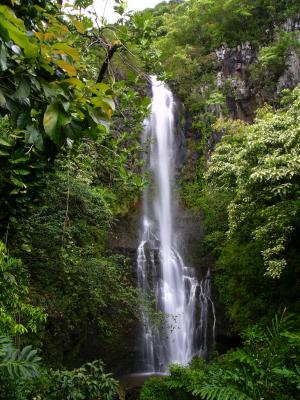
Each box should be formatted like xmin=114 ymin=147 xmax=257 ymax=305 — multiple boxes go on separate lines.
xmin=0 ymin=241 xmax=46 ymax=336
xmin=251 ymin=32 xmax=300 ymax=96
xmin=209 ymin=87 xmax=300 ymax=278
xmin=0 ymin=357 xmax=118 ymax=400
xmin=140 ymin=376 xmax=174 ymax=400
xmin=29 ymin=360 xmax=118 ymax=400
xmin=6 ymin=168 xmax=139 ymax=368
xmin=0 ymin=336 xmax=41 ymax=380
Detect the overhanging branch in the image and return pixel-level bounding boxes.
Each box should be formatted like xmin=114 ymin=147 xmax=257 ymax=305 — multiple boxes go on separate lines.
xmin=97 ymin=42 xmax=122 ymax=83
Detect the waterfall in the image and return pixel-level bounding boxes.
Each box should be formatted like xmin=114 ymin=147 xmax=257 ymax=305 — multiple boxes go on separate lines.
xmin=137 ymin=76 xmax=216 ymax=372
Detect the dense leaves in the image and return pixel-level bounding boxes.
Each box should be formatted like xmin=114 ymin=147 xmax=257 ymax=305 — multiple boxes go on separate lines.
xmin=25 ymin=360 xmax=118 ymax=400
xmin=0 ymin=241 xmax=46 ymax=336
xmin=0 ymin=1 xmax=117 ymax=151
xmin=0 ymin=336 xmax=41 ymax=380
xmin=194 ymin=87 xmax=300 ymax=332
xmin=5 ymin=138 xmax=142 ymax=369
xmin=207 ymin=87 xmax=300 ymax=278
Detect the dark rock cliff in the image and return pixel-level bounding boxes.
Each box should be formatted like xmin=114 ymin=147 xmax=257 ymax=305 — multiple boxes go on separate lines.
xmin=215 ymin=42 xmax=258 ymax=122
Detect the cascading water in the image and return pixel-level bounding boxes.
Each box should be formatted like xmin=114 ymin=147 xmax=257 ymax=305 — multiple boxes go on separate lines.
xmin=137 ymin=76 xmax=216 ymax=372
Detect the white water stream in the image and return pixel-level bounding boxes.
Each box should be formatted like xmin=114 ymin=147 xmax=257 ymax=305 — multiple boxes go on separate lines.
xmin=137 ymin=76 xmax=216 ymax=372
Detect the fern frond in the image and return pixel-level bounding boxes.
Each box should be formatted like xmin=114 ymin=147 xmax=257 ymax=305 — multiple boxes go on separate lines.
xmin=273 ymin=367 xmax=299 ymax=379
xmin=266 ymin=312 xmax=293 ymax=342
xmin=199 ymin=383 xmax=253 ymax=400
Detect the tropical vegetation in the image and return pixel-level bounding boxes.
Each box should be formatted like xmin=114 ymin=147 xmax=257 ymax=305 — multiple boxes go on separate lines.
xmin=0 ymin=0 xmax=300 ymax=399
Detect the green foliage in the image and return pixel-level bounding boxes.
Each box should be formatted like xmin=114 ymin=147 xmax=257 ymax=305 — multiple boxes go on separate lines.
xmin=0 ymin=354 xmax=118 ymax=400
xmin=207 ymin=86 xmax=300 ymax=278
xmin=0 ymin=116 xmax=48 ymax=225
xmin=6 ymin=157 xmax=139 ymax=367
xmin=127 ymin=12 xmax=160 ymax=70
xmin=148 ymin=0 xmax=300 ymax=89
xmin=251 ymin=32 xmax=300 ymax=96
xmin=0 ymin=0 xmax=151 ymax=377
xmin=0 ymin=241 xmax=46 ymax=336
xmin=0 ymin=336 xmax=41 ymax=380
xmin=153 ymin=0 xmax=300 ymax=55
xmin=28 ymin=360 xmax=118 ymax=400
xmin=200 ymin=313 xmax=300 ymax=400
xmin=0 ymin=58 xmax=151 ymax=366
xmin=0 ymin=335 xmax=41 ymax=400
xmin=194 ymin=86 xmax=300 ymax=331
xmin=140 ymin=0 xmax=300 ymax=201
xmin=0 ymin=0 xmax=153 ymax=397
xmin=50 ymin=361 xmax=118 ymax=400
xmin=0 ymin=2 xmax=114 ymax=155
xmin=140 ymin=377 xmax=173 ymax=400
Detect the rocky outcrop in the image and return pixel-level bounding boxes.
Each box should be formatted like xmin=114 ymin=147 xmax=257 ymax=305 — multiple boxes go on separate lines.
xmin=215 ymin=42 xmax=258 ymax=122
xmin=283 ymin=14 xmax=300 ymax=32
xmin=215 ymin=35 xmax=300 ymax=122
xmin=215 ymin=42 xmax=257 ymax=76
xmin=277 ymin=49 xmax=300 ymax=94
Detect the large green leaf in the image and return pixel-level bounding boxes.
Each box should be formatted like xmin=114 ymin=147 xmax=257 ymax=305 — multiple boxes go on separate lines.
xmin=0 ymin=14 xmax=38 ymax=58
xmin=25 ymin=124 xmax=44 ymax=151
xmin=52 ymin=43 xmax=80 ymax=61
xmin=88 ymin=107 xmax=110 ymax=131
xmin=14 ymin=78 xmax=31 ymax=99
xmin=13 ymin=169 xmax=31 ymax=176
xmin=54 ymin=59 xmax=77 ymax=77
xmin=9 ymin=155 xmax=29 ymax=164
xmin=43 ymin=103 xmax=59 ymax=143
xmin=17 ymin=112 xmax=31 ymax=129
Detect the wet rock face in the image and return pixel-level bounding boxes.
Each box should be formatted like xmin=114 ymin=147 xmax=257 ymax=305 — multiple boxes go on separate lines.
xmin=277 ymin=49 xmax=300 ymax=94
xmin=215 ymin=37 xmax=300 ymax=122
xmin=277 ymin=17 xmax=300 ymax=94
xmin=283 ymin=14 xmax=300 ymax=32
xmin=173 ymin=101 xmax=187 ymax=173
xmin=215 ymin=42 xmax=258 ymax=122
xmin=215 ymin=42 xmax=257 ymax=77
xmin=109 ymin=207 xmax=140 ymax=251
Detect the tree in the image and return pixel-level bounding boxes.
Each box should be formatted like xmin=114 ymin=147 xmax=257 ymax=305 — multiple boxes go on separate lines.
xmin=0 ymin=1 xmax=114 ymax=157
xmin=207 ymin=87 xmax=300 ymax=278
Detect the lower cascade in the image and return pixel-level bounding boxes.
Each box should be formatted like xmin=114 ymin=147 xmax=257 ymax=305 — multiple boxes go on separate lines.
xmin=137 ymin=76 xmax=216 ymax=372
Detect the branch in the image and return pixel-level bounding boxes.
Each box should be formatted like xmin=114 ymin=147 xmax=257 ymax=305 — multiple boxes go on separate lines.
xmin=97 ymin=42 xmax=122 ymax=83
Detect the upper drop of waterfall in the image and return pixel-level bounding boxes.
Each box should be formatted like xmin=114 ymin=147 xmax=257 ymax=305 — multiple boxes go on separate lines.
xmin=137 ymin=76 xmax=216 ymax=372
